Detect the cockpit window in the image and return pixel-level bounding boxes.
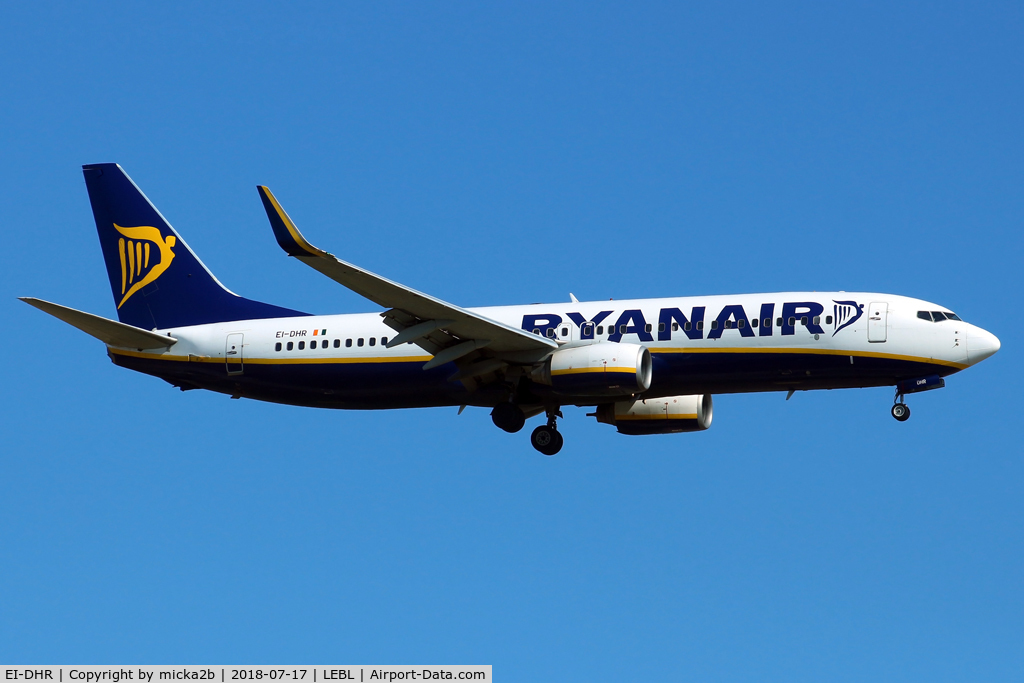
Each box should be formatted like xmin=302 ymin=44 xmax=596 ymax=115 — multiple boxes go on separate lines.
xmin=918 ymin=310 xmax=964 ymax=322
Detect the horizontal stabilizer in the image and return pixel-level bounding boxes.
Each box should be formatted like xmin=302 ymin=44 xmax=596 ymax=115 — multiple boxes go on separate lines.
xmin=20 ymin=297 xmax=177 ymax=349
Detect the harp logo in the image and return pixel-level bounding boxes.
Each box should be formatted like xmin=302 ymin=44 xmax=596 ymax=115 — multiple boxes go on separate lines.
xmin=832 ymin=299 xmax=864 ymax=336
xmin=114 ymin=224 xmax=177 ymax=308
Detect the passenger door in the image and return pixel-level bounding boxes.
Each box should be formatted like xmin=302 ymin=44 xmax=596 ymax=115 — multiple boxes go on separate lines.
xmin=226 ymin=333 xmax=244 ymax=374
xmin=867 ymin=302 xmax=887 ymax=343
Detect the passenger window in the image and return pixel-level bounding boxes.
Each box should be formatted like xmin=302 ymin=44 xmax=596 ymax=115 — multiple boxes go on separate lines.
xmin=931 ymin=311 xmax=946 ymax=321
xmin=369 ymin=337 xmax=376 ymax=346
xmin=764 ymin=318 xmax=771 ymax=327
xmin=788 ymin=317 xmax=796 ymax=326
xmin=275 ymin=342 xmax=282 ymax=351
xmin=533 ymin=328 xmax=540 ymax=335
xmin=546 ymin=328 xmax=555 ymax=338
xmin=597 ymin=326 xmax=603 ymax=335
xmin=738 ymin=319 xmax=745 ymax=328
xmin=658 ymin=323 xmax=665 ymax=332
xmin=751 ymin=319 xmax=758 ymax=328
xmin=777 ymin=318 xmax=784 ymax=327
xmin=381 ymin=336 xmax=388 ymax=346
xmin=645 ymin=323 xmax=652 ymax=333
xmin=561 ymin=327 xmax=568 ymax=337
xmin=673 ymin=322 xmax=680 ymax=332
xmin=683 ymin=322 xmax=691 ymax=331
xmin=346 ymin=339 xmax=352 ymax=347
xmin=800 ymin=316 xmax=808 ymax=326
xmin=334 ymin=339 xmax=341 ymax=348
xmin=619 ymin=325 xmax=627 ymax=334
xmin=583 ymin=324 xmax=593 ymax=336
xmin=287 ymin=341 xmax=293 ymax=351
xmin=917 ymin=311 xmax=931 ymax=321
xmin=724 ymin=320 xmax=732 ymax=329
xmin=298 ymin=341 xmax=305 ymax=350
xmin=711 ymin=321 xmax=719 ymax=330
xmin=696 ymin=321 xmax=703 ymax=330
xmin=357 ymin=338 xmax=364 ymax=347
xmin=825 ymin=316 xmax=833 ymax=324
xmin=310 ymin=340 xmax=317 ymax=349
xmin=812 ymin=316 xmax=820 ymax=325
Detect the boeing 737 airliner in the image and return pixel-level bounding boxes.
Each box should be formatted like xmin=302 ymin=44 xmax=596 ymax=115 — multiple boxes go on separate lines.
xmin=22 ymin=164 xmax=1001 ymax=454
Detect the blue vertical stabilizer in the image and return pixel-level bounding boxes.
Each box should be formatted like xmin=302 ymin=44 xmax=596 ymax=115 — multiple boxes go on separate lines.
xmin=83 ymin=163 xmax=308 ymax=329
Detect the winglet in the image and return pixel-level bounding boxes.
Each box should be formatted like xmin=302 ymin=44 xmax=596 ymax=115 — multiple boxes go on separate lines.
xmin=257 ymin=186 xmax=322 ymax=257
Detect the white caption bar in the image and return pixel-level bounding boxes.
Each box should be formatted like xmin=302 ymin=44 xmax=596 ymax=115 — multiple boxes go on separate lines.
xmin=0 ymin=667 xmax=490 ymax=683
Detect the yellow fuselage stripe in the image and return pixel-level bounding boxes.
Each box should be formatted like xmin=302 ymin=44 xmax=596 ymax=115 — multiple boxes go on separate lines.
xmin=109 ymin=346 xmax=967 ymax=370
xmin=110 ymin=348 xmax=432 ymax=365
xmin=651 ymin=346 xmax=968 ymax=369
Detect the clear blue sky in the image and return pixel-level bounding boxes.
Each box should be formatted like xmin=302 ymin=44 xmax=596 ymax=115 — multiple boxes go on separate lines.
xmin=1 ymin=2 xmax=1021 ymax=680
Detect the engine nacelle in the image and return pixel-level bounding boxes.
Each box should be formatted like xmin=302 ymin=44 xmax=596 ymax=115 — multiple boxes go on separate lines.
xmin=595 ymin=394 xmax=713 ymax=435
xmin=534 ymin=342 xmax=652 ymax=396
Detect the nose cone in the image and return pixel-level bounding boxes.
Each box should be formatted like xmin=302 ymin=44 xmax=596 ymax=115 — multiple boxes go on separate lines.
xmin=968 ymin=326 xmax=1001 ymax=365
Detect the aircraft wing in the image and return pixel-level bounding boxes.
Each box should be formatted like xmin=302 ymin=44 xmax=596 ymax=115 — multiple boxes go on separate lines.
xmin=257 ymin=186 xmax=556 ymax=366
xmin=20 ymin=297 xmax=177 ymax=349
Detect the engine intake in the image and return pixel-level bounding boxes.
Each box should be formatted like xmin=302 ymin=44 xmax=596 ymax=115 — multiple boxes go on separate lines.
xmin=595 ymin=394 xmax=713 ymax=435
xmin=535 ymin=342 xmax=652 ymax=396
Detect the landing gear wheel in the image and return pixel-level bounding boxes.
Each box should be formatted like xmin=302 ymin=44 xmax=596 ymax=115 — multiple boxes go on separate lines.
xmin=531 ymin=425 xmax=563 ymax=456
xmin=491 ymin=402 xmax=526 ymax=433
xmin=891 ymin=403 xmax=911 ymax=422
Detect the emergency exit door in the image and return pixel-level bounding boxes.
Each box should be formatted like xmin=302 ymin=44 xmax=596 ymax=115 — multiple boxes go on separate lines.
xmin=867 ymin=302 xmax=887 ymax=343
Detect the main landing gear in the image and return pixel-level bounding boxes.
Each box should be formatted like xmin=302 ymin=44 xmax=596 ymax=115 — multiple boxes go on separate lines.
xmin=891 ymin=393 xmax=911 ymax=422
xmin=530 ymin=408 xmax=564 ymax=456
xmin=492 ymin=401 xmax=564 ymax=455
xmin=491 ymin=401 xmax=526 ymax=433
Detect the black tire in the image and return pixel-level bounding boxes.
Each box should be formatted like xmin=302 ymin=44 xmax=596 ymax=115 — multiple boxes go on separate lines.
xmin=547 ymin=429 xmax=564 ymax=455
xmin=531 ymin=425 xmax=563 ymax=456
xmin=491 ymin=402 xmax=526 ymax=433
xmin=891 ymin=404 xmax=911 ymax=422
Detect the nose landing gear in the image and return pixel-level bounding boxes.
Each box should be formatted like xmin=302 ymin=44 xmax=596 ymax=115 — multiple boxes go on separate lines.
xmin=890 ymin=375 xmax=945 ymax=421
xmin=530 ymin=408 xmax=564 ymax=455
xmin=891 ymin=393 xmax=911 ymax=422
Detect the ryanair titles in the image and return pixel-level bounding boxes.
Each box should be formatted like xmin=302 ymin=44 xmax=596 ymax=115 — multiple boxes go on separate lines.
xmin=522 ymin=300 xmax=864 ymax=341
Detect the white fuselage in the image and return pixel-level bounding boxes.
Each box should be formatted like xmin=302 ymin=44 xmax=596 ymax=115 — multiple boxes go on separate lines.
xmin=106 ymin=291 xmax=999 ymax=410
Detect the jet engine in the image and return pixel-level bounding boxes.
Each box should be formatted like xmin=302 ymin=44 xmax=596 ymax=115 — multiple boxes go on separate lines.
xmin=533 ymin=342 xmax=652 ymax=396
xmin=594 ymin=394 xmax=713 ymax=435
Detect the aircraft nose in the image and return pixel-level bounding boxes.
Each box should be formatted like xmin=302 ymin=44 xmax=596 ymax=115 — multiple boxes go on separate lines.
xmin=967 ymin=325 xmax=1001 ymax=365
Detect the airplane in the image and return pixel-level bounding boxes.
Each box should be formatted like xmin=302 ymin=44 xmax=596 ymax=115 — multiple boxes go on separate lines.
xmin=21 ymin=163 xmax=1001 ymax=455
